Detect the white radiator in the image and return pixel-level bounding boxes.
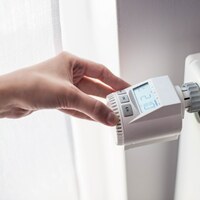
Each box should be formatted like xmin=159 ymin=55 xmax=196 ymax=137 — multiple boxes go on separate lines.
xmin=175 ymin=53 xmax=200 ymax=200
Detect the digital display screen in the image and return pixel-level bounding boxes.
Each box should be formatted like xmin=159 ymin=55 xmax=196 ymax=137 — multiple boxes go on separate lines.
xmin=133 ymin=83 xmax=158 ymax=113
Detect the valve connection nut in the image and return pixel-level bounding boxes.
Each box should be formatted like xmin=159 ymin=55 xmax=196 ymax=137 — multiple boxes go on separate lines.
xmin=182 ymin=82 xmax=200 ymax=113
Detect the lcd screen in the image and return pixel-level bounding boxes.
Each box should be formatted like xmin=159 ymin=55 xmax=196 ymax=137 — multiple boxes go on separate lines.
xmin=133 ymin=83 xmax=158 ymax=113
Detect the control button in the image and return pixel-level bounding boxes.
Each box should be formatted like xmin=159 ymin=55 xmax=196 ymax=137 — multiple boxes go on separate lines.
xmin=117 ymin=90 xmax=126 ymax=95
xmin=122 ymin=104 xmax=133 ymax=117
xmin=119 ymin=95 xmax=130 ymax=103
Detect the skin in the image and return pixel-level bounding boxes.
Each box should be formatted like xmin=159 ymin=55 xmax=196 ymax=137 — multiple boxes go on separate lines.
xmin=0 ymin=51 xmax=130 ymax=126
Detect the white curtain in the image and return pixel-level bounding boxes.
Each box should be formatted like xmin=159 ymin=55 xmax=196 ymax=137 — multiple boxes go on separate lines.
xmin=0 ymin=1 xmax=127 ymax=200
xmin=59 ymin=1 xmax=127 ymax=200
xmin=0 ymin=1 xmax=78 ymax=199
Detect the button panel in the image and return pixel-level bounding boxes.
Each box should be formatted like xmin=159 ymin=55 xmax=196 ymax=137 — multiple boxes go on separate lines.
xmin=119 ymin=95 xmax=130 ymax=103
xmin=117 ymin=90 xmax=126 ymax=95
xmin=122 ymin=104 xmax=133 ymax=117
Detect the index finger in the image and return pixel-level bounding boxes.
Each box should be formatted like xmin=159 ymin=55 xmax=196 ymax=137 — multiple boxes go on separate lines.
xmin=78 ymin=58 xmax=130 ymax=90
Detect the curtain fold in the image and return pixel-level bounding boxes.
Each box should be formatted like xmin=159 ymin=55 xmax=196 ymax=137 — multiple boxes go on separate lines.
xmin=0 ymin=1 xmax=78 ymax=199
xmin=59 ymin=1 xmax=127 ymax=200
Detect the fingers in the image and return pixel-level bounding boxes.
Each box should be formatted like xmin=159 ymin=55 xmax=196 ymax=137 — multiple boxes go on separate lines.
xmin=76 ymin=77 xmax=114 ymax=98
xmin=59 ymin=108 xmax=93 ymax=121
xmin=77 ymin=58 xmax=130 ymax=90
xmin=73 ymin=91 xmax=119 ymax=126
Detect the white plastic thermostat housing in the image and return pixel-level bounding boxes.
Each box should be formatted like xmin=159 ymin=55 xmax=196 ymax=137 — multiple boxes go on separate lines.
xmin=107 ymin=76 xmax=185 ymax=149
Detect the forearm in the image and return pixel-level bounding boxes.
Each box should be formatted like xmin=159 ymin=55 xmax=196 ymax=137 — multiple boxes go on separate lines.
xmin=0 ymin=74 xmax=16 ymax=118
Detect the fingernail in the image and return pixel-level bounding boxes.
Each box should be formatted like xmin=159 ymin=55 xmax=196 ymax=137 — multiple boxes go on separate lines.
xmin=107 ymin=112 xmax=119 ymax=126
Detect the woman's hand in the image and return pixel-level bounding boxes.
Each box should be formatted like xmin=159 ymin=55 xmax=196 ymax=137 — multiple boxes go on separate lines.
xmin=0 ymin=52 xmax=130 ymax=126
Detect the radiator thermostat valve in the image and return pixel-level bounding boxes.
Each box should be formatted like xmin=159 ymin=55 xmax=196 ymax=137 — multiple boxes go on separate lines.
xmin=106 ymin=76 xmax=200 ymax=149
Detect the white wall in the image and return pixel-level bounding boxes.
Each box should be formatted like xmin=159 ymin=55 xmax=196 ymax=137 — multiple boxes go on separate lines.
xmin=116 ymin=0 xmax=200 ymax=199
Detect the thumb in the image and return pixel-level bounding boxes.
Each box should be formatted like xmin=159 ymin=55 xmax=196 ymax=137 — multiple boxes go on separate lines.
xmin=73 ymin=91 xmax=119 ymax=126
